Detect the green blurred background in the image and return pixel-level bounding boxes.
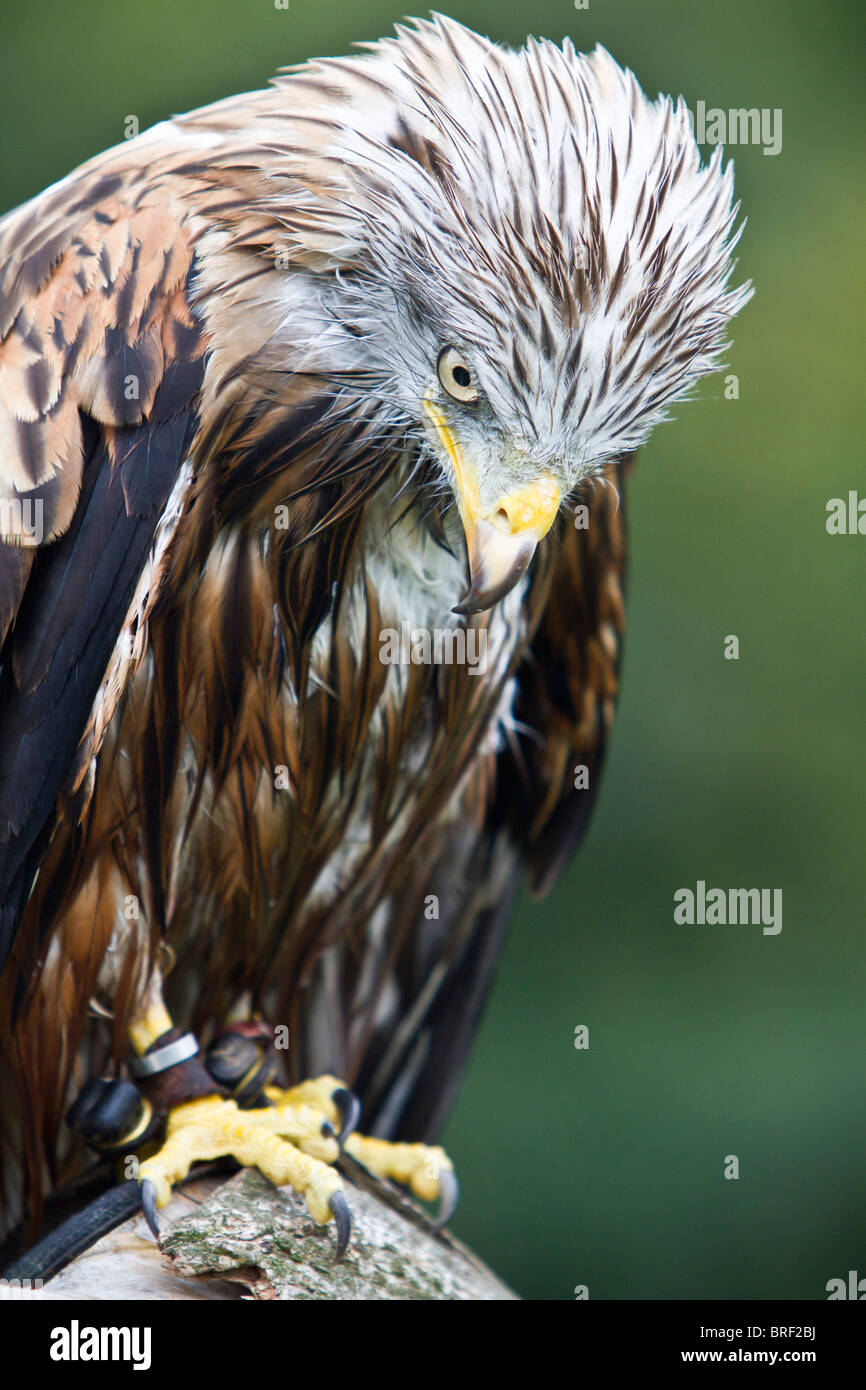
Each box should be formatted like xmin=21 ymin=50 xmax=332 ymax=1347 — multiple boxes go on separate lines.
xmin=2 ymin=0 xmax=862 ymax=1300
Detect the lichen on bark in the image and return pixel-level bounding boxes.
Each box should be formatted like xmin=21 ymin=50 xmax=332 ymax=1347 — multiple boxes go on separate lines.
xmin=162 ymin=1165 xmax=517 ymax=1300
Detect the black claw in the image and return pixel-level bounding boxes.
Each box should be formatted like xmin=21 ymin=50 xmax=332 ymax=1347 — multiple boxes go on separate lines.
xmin=329 ymin=1190 xmax=352 ymax=1260
xmin=140 ymin=1179 xmax=160 ymax=1240
xmin=332 ymin=1087 xmax=361 ymax=1148
xmin=434 ymin=1167 xmax=459 ymax=1229
xmin=321 ymin=1119 xmax=337 ymax=1140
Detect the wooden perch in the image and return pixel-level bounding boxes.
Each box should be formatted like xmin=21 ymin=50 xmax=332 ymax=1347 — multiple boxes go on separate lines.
xmin=41 ymin=1162 xmax=517 ymax=1301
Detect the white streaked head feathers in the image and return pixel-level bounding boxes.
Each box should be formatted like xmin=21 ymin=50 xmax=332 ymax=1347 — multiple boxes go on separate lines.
xmin=270 ymin=14 xmax=752 ymax=488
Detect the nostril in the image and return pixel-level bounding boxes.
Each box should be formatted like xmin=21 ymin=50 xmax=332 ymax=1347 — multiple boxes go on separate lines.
xmin=492 ymin=506 xmax=511 ymax=531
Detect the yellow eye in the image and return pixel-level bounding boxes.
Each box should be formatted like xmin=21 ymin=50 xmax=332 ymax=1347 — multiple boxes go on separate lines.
xmin=437 ymin=346 xmax=479 ymax=404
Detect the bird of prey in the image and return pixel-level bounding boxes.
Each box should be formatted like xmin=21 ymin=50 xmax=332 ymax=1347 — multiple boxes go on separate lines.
xmin=0 ymin=14 xmax=751 ymax=1260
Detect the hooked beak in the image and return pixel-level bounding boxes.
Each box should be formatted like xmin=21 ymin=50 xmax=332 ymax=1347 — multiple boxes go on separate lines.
xmin=422 ymin=393 xmax=560 ymax=615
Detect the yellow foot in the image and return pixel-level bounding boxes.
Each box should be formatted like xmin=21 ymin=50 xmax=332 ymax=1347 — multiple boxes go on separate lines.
xmin=136 ymin=1075 xmax=458 ymax=1257
xmin=343 ymin=1133 xmax=458 ymax=1225
xmin=267 ymin=1077 xmax=458 ymax=1223
xmin=138 ymin=1081 xmax=350 ymax=1255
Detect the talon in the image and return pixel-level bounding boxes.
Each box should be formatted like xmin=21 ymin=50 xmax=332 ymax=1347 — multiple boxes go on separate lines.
xmin=434 ymin=1165 xmax=459 ymax=1229
xmin=342 ymin=1133 xmax=458 ymax=1220
xmin=329 ymin=1189 xmax=352 ymax=1260
xmin=332 ymin=1087 xmax=361 ymax=1148
xmin=140 ymin=1178 xmax=160 ymax=1239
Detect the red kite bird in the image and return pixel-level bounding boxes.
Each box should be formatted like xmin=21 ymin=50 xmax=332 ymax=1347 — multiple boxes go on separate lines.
xmin=0 ymin=15 xmax=751 ymax=1264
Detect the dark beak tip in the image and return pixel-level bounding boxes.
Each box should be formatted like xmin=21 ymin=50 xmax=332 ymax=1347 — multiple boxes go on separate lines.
xmin=454 ymin=547 xmax=536 ymax=617
xmin=452 ymin=597 xmax=485 ymax=617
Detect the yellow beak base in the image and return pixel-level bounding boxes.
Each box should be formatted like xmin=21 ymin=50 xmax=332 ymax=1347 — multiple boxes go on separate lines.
xmin=422 ymin=392 xmax=560 ymax=614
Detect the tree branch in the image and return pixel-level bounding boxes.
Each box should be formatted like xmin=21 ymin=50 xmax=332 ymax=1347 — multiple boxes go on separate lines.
xmin=42 ymin=1163 xmax=517 ymax=1301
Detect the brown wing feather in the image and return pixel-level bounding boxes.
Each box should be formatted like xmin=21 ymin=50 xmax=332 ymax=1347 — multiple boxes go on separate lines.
xmin=0 ymin=172 xmax=207 ymax=970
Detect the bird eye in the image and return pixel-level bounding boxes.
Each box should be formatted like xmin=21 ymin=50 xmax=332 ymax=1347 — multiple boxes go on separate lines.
xmin=437 ymin=346 xmax=478 ymax=404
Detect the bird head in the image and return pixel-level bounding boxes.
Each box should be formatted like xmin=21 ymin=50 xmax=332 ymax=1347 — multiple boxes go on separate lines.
xmin=271 ymin=15 xmax=753 ymax=612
